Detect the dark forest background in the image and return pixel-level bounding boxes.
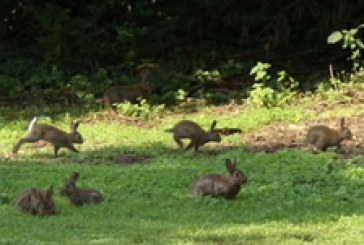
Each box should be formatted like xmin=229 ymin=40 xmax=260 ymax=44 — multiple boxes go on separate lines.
xmin=1 ymin=0 xmax=364 ymax=105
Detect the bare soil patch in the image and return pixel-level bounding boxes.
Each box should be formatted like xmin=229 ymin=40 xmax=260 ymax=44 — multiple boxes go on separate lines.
xmin=68 ymin=152 xmax=150 ymax=165
xmin=109 ymin=153 xmax=150 ymax=165
xmin=241 ymin=115 xmax=364 ymax=160
xmin=82 ymin=111 xmax=159 ymax=128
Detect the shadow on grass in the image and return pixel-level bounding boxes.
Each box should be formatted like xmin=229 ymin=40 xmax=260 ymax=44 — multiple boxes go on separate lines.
xmin=6 ymin=140 xmax=244 ymax=165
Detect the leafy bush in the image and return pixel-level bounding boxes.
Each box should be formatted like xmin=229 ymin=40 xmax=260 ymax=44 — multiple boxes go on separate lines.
xmin=247 ymin=62 xmax=299 ymax=107
xmin=328 ymin=23 xmax=364 ymax=84
xmin=115 ymin=99 xmax=165 ymax=119
xmin=194 ymin=69 xmax=221 ymax=83
xmin=328 ymin=23 xmax=364 ymax=72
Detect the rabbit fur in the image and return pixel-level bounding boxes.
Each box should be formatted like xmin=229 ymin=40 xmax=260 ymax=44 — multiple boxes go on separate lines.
xmin=305 ymin=117 xmax=352 ymax=151
xmin=14 ymin=185 xmax=55 ymax=215
xmin=60 ymin=172 xmax=103 ymax=206
xmin=192 ymin=159 xmax=247 ymax=199
xmin=13 ymin=117 xmax=83 ymax=157
xmin=165 ymin=120 xmax=221 ymax=151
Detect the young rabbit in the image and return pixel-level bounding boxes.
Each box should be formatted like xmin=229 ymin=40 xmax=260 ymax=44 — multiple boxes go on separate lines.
xmin=12 ymin=117 xmax=83 ymax=157
xmin=60 ymin=172 xmax=103 ymax=206
xmin=305 ymin=117 xmax=352 ymax=151
xmin=165 ymin=120 xmax=221 ymax=151
xmin=14 ymin=185 xmax=55 ymax=215
xmin=192 ymin=159 xmax=247 ymax=199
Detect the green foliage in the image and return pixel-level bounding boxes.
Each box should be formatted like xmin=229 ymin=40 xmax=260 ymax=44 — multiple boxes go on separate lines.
xmin=174 ymin=89 xmax=188 ymax=102
xmin=217 ymin=59 xmax=245 ymax=79
xmin=250 ymin=62 xmax=272 ymax=82
xmin=115 ymin=99 xmax=165 ymax=119
xmin=247 ymin=62 xmax=299 ymax=108
xmin=2 ymin=1 xmax=362 ymax=103
xmin=328 ymin=23 xmax=364 ymax=72
xmin=194 ymin=69 xmax=222 ymax=83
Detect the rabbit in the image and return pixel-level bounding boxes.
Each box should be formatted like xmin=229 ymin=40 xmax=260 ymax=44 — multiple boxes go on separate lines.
xmin=12 ymin=117 xmax=84 ymax=157
xmin=60 ymin=172 xmax=103 ymax=206
xmin=164 ymin=120 xmax=221 ymax=151
xmin=14 ymin=185 xmax=55 ymax=215
xmin=305 ymin=117 xmax=352 ymax=151
xmin=96 ymin=64 xmax=157 ymax=110
xmin=191 ymin=158 xmax=247 ymax=199
xmin=98 ymin=80 xmax=155 ymax=108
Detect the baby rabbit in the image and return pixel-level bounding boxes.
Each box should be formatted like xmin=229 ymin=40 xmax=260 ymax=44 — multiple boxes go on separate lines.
xmin=13 ymin=117 xmax=83 ymax=157
xmin=305 ymin=117 xmax=352 ymax=151
xmin=14 ymin=185 xmax=55 ymax=215
xmin=60 ymin=172 xmax=103 ymax=206
xmin=192 ymin=159 xmax=247 ymax=199
xmin=165 ymin=120 xmax=221 ymax=151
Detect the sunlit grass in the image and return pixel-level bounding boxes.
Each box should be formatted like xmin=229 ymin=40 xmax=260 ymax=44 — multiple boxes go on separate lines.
xmin=1 ymin=101 xmax=364 ymax=244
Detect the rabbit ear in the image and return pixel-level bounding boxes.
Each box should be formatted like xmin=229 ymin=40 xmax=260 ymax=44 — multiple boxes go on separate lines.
xmin=46 ymin=185 xmax=53 ymax=198
xmin=225 ymin=159 xmax=235 ymax=173
xmin=232 ymin=158 xmax=237 ymax=168
xmin=70 ymin=121 xmax=80 ymax=132
xmin=70 ymin=172 xmax=79 ymax=182
xmin=209 ymin=120 xmax=217 ymax=131
xmin=340 ymin=117 xmax=345 ymax=128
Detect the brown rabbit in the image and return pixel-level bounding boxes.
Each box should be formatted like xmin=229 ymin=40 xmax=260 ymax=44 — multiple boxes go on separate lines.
xmin=98 ymin=80 xmax=155 ymax=108
xmin=12 ymin=117 xmax=83 ymax=157
xmin=191 ymin=159 xmax=247 ymax=199
xmin=97 ymin=65 xmax=156 ymax=109
xmin=14 ymin=185 xmax=55 ymax=215
xmin=305 ymin=117 xmax=352 ymax=151
xmin=165 ymin=120 xmax=221 ymax=151
xmin=60 ymin=172 xmax=103 ymax=206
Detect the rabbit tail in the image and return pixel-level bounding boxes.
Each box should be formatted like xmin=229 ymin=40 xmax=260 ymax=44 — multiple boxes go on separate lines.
xmin=28 ymin=117 xmax=37 ymax=133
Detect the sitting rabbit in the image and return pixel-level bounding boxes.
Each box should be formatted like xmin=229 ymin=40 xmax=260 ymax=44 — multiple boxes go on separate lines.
xmin=192 ymin=159 xmax=247 ymax=199
xmin=60 ymin=172 xmax=103 ymax=206
xmin=14 ymin=185 xmax=55 ymax=215
xmin=165 ymin=120 xmax=221 ymax=151
xmin=13 ymin=117 xmax=83 ymax=157
xmin=305 ymin=117 xmax=352 ymax=151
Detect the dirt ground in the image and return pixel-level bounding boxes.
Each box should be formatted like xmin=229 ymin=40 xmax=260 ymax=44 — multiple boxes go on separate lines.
xmin=241 ymin=114 xmax=364 ymax=161
xmin=83 ymin=103 xmax=364 ymax=163
xmin=82 ymin=111 xmax=160 ymax=128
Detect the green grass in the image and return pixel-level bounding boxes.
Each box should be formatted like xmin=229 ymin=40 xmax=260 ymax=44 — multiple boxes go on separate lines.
xmin=2 ymin=102 xmax=364 ymax=244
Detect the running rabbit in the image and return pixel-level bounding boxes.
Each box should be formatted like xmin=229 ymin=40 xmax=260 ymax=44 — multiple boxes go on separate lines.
xmin=191 ymin=159 xmax=247 ymax=199
xmin=14 ymin=185 xmax=55 ymax=215
xmin=13 ymin=117 xmax=83 ymax=157
xmin=305 ymin=117 xmax=352 ymax=151
xmin=60 ymin=172 xmax=103 ymax=206
xmin=165 ymin=120 xmax=221 ymax=151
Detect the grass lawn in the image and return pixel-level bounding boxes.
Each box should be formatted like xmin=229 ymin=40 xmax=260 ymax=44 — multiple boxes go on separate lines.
xmin=1 ymin=102 xmax=364 ymax=244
